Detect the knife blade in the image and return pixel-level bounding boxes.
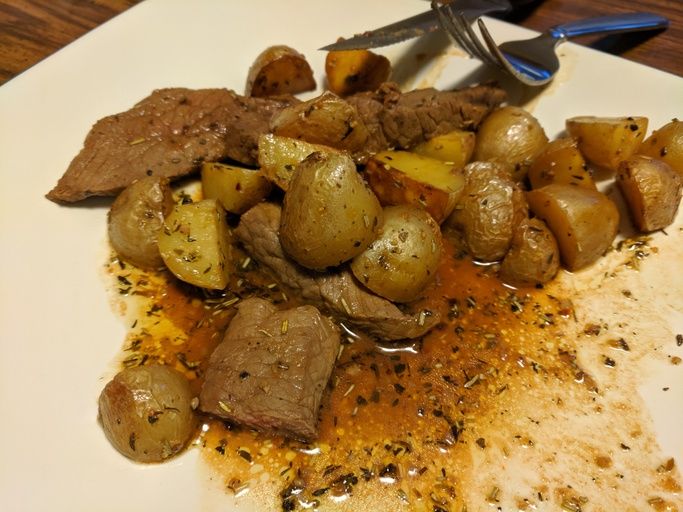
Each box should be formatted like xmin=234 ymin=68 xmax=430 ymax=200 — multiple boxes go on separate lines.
xmin=319 ymin=0 xmax=512 ymax=51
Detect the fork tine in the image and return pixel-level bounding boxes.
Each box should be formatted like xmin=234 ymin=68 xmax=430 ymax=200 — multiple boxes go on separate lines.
xmin=456 ymin=12 xmax=500 ymax=66
xmin=476 ymin=18 xmax=520 ymax=76
xmin=430 ymin=1 xmax=476 ymax=57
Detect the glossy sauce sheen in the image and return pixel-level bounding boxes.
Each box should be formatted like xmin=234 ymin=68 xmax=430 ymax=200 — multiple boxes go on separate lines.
xmin=107 ymin=230 xmax=682 ymax=511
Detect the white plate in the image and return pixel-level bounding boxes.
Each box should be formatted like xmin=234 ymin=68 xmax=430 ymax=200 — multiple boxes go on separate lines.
xmin=1 ymin=1 xmax=682 ymax=511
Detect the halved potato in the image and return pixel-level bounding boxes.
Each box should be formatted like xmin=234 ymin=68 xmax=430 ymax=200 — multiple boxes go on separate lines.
xmin=565 ymin=116 xmax=648 ymax=172
xmin=526 ymin=184 xmax=619 ymax=271
xmin=616 ymin=155 xmax=682 ymax=232
xmin=500 ymin=218 xmax=560 ymax=287
xmin=158 ymin=199 xmax=232 ymax=290
xmin=270 ymin=92 xmax=369 ymax=156
xmin=201 ymin=162 xmax=272 ymax=214
xmin=528 ymin=138 xmax=595 ymax=190
xmin=364 ymin=150 xmax=465 ymax=224
xmin=245 ymin=45 xmax=315 ymax=97
xmin=412 ymin=129 xmax=476 ymax=169
xmin=325 ymin=49 xmax=391 ymax=96
xmin=474 ymin=106 xmax=548 ymax=181
xmin=257 ymin=134 xmax=340 ymax=191
xmin=351 ymin=205 xmax=442 ymax=303
xmin=638 ymin=119 xmax=683 ymax=176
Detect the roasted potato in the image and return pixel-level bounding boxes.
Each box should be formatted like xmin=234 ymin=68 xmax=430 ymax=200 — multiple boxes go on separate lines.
xmin=500 ymin=218 xmax=560 ymax=287
xmin=245 ymin=45 xmax=315 ymax=97
xmin=325 ymin=49 xmax=391 ymax=96
xmin=98 ymin=365 xmax=195 ymax=463
xmin=364 ymin=150 xmax=465 ymax=224
xmin=270 ymin=92 xmax=370 ymax=157
xmin=351 ymin=205 xmax=442 ymax=303
xmin=639 ymin=119 xmax=683 ymax=176
xmin=474 ymin=106 xmax=548 ymax=181
xmin=616 ymin=155 xmax=682 ymax=232
xmin=257 ymin=134 xmax=340 ymax=191
xmin=158 ymin=199 xmax=232 ymax=290
xmin=526 ymin=184 xmax=619 ymax=271
xmin=528 ymin=138 xmax=595 ymax=190
xmin=280 ymin=151 xmax=382 ymax=269
xmin=108 ymin=176 xmax=174 ymax=269
xmin=412 ymin=129 xmax=476 ymax=169
xmin=449 ymin=161 xmax=528 ymax=262
xmin=565 ymin=116 xmax=648 ymax=173
xmin=201 ymin=162 xmax=272 ymax=214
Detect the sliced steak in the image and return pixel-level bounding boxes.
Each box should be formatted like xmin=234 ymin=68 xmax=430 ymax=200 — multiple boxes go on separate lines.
xmin=348 ymin=81 xmax=507 ymax=153
xmin=47 ymin=88 xmax=298 ymax=203
xmin=234 ymin=202 xmax=439 ymax=340
xmin=199 ymin=297 xmax=340 ymax=441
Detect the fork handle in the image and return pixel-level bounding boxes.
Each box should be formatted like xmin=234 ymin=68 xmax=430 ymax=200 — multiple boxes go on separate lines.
xmin=550 ymin=12 xmax=669 ymax=41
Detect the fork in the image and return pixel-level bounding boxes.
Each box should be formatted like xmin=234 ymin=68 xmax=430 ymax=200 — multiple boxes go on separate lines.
xmin=434 ymin=4 xmax=670 ymax=86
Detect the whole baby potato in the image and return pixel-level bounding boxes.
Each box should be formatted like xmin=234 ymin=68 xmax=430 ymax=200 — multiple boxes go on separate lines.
xmin=108 ymin=176 xmax=174 ymax=269
xmin=280 ymin=151 xmax=382 ymax=269
xmin=500 ymin=218 xmax=560 ymax=287
xmin=449 ymin=161 xmax=528 ymax=262
xmin=474 ymin=106 xmax=549 ymax=181
xmin=526 ymin=184 xmax=619 ymax=271
xmin=98 ymin=365 xmax=196 ymax=463
xmin=639 ymin=119 xmax=683 ymax=176
xmin=351 ymin=205 xmax=442 ymax=303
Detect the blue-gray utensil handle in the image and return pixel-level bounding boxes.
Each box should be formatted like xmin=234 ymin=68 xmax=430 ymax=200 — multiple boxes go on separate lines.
xmin=549 ymin=12 xmax=669 ymax=40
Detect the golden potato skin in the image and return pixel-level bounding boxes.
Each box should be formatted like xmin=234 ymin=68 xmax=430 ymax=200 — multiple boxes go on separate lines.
xmin=108 ymin=176 xmax=174 ymax=269
xmin=280 ymin=151 xmax=382 ymax=269
xmin=565 ymin=116 xmax=648 ymax=172
xmin=450 ymin=161 xmax=528 ymax=262
xmin=528 ymin=138 xmax=595 ymax=190
xmin=270 ymin=92 xmax=370 ymax=157
xmin=245 ymin=45 xmax=315 ymax=97
xmin=500 ymin=218 xmax=560 ymax=287
xmin=325 ymin=49 xmax=391 ymax=96
xmin=412 ymin=130 xmax=476 ymax=169
xmin=98 ymin=365 xmax=196 ymax=463
xmin=617 ymin=155 xmax=682 ymax=232
xmin=639 ymin=119 xmax=683 ymax=176
xmin=474 ymin=106 xmax=548 ymax=181
xmin=526 ymin=184 xmax=619 ymax=271
xmin=201 ymin=162 xmax=272 ymax=214
xmin=351 ymin=205 xmax=442 ymax=303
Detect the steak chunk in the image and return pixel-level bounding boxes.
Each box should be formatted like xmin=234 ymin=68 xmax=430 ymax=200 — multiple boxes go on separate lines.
xmin=200 ymin=297 xmax=340 ymax=441
xmin=47 ymin=88 xmax=298 ymax=203
xmin=234 ymin=203 xmax=439 ymax=340
xmin=348 ymin=81 xmax=506 ymax=153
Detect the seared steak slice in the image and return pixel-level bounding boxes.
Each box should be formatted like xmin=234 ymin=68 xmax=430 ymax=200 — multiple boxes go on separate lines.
xmin=234 ymin=203 xmax=439 ymax=340
xmin=47 ymin=88 xmax=298 ymax=203
xmin=348 ymin=81 xmax=507 ymax=153
xmin=200 ymin=298 xmax=339 ymax=441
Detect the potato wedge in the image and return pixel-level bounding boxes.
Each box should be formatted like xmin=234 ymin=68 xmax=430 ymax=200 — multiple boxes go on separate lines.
xmin=270 ymin=92 xmax=370 ymax=156
xmin=526 ymin=184 xmax=619 ymax=271
xmin=565 ymin=116 xmax=648 ymax=173
xmin=412 ymin=129 xmax=476 ymax=169
xmin=365 ymin=150 xmax=465 ymax=224
xmin=245 ymin=45 xmax=315 ymax=97
xmin=257 ymin=134 xmax=340 ymax=191
xmin=616 ymin=155 xmax=682 ymax=232
xmin=639 ymin=119 xmax=683 ymax=176
xmin=108 ymin=176 xmax=174 ymax=270
xmin=528 ymin=138 xmax=595 ymax=190
xmin=158 ymin=199 xmax=232 ymax=290
xmin=500 ymin=218 xmax=560 ymax=287
xmin=351 ymin=205 xmax=442 ymax=303
xmin=201 ymin=162 xmax=272 ymax=214
xmin=280 ymin=151 xmax=382 ymax=270
xmin=474 ymin=106 xmax=548 ymax=181
xmin=325 ymin=49 xmax=391 ymax=96
xmin=449 ymin=161 xmax=528 ymax=262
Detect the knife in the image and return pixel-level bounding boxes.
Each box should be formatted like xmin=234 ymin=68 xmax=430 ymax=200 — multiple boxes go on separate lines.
xmin=320 ymin=0 xmax=512 ymax=51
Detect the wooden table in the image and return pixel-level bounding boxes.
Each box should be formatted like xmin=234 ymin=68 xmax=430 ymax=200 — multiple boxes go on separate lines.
xmin=0 ymin=0 xmax=681 ymax=85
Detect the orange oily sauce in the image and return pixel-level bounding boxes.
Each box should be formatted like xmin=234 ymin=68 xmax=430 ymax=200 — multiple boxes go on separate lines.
xmin=107 ymin=235 xmax=681 ymax=512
